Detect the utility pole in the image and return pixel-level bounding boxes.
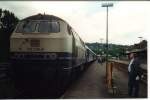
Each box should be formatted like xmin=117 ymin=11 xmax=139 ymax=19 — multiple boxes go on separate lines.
xmin=138 ymin=37 xmax=143 ymax=43
xmin=138 ymin=37 xmax=143 ymax=49
xmin=102 ymin=3 xmax=113 ymax=71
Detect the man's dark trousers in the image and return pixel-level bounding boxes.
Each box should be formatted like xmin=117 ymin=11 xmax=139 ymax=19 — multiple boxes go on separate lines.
xmin=128 ymin=72 xmax=140 ymax=97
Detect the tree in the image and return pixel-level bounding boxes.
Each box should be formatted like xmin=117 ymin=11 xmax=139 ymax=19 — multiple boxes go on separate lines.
xmin=86 ymin=42 xmax=129 ymax=59
xmin=0 ymin=8 xmax=19 ymax=62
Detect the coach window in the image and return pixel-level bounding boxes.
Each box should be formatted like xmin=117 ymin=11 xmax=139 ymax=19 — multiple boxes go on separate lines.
xmin=67 ymin=25 xmax=73 ymax=35
xmin=80 ymin=38 xmax=85 ymax=47
xmin=72 ymin=29 xmax=80 ymax=41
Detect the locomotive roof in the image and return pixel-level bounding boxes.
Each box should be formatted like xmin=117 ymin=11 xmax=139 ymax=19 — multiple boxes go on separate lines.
xmin=22 ymin=13 xmax=66 ymax=22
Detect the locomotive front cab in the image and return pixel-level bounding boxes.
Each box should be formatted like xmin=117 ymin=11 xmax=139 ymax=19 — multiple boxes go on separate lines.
xmin=10 ymin=18 xmax=73 ymax=62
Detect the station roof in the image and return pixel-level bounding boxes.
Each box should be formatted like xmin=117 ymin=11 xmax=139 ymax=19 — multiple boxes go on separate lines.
xmin=125 ymin=47 xmax=147 ymax=54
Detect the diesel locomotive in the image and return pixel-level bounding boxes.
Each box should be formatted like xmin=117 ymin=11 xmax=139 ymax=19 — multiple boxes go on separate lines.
xmin=10 ymin=14 xmax=96 ymax=98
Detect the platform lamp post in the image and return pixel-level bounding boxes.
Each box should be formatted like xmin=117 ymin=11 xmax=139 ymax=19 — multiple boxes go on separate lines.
xmin=138 ymin=36 xmax=143 ymax=42
xmin=101 ymin=3 xmax=113 ymax=80
xmin=138 ymin=37 xmax=143 ymax=49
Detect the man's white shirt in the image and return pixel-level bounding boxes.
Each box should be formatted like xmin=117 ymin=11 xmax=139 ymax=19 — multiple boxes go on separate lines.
xmin=128 ymin=58 xmax=134 ymax=72
xmin=128 ymin=58 xmax=140 ymax=80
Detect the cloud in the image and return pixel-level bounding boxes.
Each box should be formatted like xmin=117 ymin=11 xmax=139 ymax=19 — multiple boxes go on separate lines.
xmin=0 ymin=1 xmax=39 ymax=19
xmin=64 ymin=1 xmax=149 ymax=45
xmin=109 ymin=1 xmax=149 ymax=45
xmin=0 ymin=1 xmax=149 ymax=45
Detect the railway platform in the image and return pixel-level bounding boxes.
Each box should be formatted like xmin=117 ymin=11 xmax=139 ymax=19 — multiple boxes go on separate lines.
xmin=61 ymin=61 xmax=147 ymax=98
xmin=61 ymin=61 xmax=111 ymax=99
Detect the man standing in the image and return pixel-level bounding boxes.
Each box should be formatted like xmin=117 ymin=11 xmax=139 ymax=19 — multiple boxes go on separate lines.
xmin=98 ymin=56 xmax=102 ymax=64
xmin=128 ymin=52 xmax=143 ymax=97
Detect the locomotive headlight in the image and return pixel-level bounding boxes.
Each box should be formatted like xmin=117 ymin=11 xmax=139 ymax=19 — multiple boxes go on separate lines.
xmin=11 ymin=53 xmax=18 ymax=59
xmin=11 ymin=53 xmax=24 ymax=59
xmin=48 ymin=53 xmax=57 ymax=60
xmin=19 ymin=54 xmax=24 ymax=59
xmin=15 ymin=53 xmax=21 ymax=59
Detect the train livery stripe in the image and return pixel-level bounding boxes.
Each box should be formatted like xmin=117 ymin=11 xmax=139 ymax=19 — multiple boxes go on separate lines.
xmin=10 ymin=52 xmax=73 ymax=60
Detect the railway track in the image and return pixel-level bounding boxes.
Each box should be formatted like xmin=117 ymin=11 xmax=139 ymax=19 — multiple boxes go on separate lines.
xmin=0 ymin=63 xmax=14 ymax=98
xmin=0 ymin=63 xmax=11 ymax=80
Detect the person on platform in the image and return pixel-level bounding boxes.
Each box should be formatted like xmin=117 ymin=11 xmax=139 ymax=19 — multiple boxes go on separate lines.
xmin=98 ymin=56 xmax=102 ymax=64
xmin=128 ymin=52 xmax=144 ymax=97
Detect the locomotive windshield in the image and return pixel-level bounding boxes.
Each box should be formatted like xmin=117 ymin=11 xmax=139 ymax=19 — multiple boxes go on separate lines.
xmin=15 ymin=20 xmax=60 ymax=33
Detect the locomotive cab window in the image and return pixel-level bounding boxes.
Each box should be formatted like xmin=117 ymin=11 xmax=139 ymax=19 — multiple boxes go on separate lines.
xmin=16 ymin=21 xmax=37 ymax=33
xmin=15 ymin=20 xmax=60 ymax=33
xmin=38 ymin=21 xmax=60 ymax=33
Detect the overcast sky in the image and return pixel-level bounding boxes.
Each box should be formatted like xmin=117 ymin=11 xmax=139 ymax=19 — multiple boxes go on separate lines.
xmin=0 ymin=1 xmax=149 ymax=45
